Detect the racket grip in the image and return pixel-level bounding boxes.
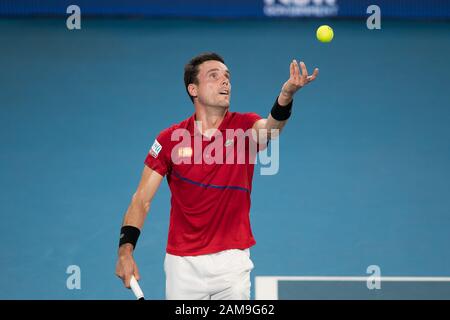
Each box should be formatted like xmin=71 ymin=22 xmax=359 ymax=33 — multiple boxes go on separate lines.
xmin=130 ymin=275 xmax=145 ymax=300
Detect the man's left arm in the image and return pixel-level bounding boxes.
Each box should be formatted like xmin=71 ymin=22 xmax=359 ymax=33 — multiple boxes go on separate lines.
xmin=252 ymin=60 xmax=319 ymax=144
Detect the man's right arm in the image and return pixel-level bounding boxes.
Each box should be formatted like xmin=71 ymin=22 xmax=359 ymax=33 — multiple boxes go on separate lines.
xmin=115 ymin=165 xmax=164 ymax=288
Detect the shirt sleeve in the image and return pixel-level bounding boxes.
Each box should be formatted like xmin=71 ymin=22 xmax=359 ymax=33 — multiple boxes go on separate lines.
xmin=239 ymin=112 xmax=269 ymax=153
xmin=144 ymin=128 xmax=172 ymax=177
xmin=241 ymin=112 xmax=263 ymax=131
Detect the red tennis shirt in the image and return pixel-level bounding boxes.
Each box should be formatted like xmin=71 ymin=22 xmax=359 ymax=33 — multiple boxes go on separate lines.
xmin=144 ymin=110 xmax=262 ymax=256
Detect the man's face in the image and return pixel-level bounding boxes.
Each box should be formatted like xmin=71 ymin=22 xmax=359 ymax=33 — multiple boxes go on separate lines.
xmin=191 ymin=60 xmax=231 ymax=108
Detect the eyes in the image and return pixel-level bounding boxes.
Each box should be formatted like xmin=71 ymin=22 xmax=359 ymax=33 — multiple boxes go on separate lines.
xmin=209 ymin=72 xmax=230 ymax=81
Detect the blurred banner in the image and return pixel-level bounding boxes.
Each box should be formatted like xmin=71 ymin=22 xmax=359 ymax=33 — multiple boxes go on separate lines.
xmin=0 ymin=0 xmax=449 ymax=19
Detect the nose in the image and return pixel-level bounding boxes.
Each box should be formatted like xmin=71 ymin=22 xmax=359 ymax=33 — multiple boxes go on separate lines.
xmin=221 ymin=77 xmax=229 ymax=87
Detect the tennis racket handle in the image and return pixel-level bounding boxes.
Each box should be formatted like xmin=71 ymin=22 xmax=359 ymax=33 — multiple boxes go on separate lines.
xmin=130 ymin=275 xmax=144 ymax=300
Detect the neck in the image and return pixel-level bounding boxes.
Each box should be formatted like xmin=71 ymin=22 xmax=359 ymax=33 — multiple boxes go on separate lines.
xmin=194 ymin=104 xmax=228 ymax=138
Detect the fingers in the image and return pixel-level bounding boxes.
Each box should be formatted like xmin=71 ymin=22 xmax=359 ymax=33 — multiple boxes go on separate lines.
xmin=290 ymin=60 xmax=295 ymax=78
xmin=134 ymin=264 xmax=140 ymax=281
xmin=289 ymin=59 xmax=319 ymax=89
xmin=124 ymin=273 xmax=132 ymax=289
xmin=291 ymin=59 xmax=307 ymax=78
xmin=299 ymin=61 xmax=308 ymax=77
xmin=115 ymin=263 xmax=127 ymax=286
xmin=307 ymin=68 xmax=319 ymax=82
xmin=115 ymin=258 xmax=137 ymax=289
xmin=293 ymin=59 xmax=300 ymax=80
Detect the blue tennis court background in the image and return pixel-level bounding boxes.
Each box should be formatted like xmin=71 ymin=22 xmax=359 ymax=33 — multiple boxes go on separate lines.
xmin=1 ymin=17 xmax=450 ymax=299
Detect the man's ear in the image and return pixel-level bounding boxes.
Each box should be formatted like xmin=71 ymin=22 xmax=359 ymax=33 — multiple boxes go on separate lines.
xmin=188 ymin=83 xmax=197 ymax=99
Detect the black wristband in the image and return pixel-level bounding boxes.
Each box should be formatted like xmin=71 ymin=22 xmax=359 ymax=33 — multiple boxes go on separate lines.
xmin=119 ymin=225 xmax=141 ymax=249
xmin=270 ymin=96 xmax=293 ymax=121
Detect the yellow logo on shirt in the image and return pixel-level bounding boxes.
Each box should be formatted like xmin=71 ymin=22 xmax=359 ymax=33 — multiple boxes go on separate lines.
xmin=178 ymin=147 xmax=193 ymax=158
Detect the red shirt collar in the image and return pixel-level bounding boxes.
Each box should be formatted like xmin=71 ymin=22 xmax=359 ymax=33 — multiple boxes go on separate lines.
xmin=186 ymin=110 xmax=231 ymax=136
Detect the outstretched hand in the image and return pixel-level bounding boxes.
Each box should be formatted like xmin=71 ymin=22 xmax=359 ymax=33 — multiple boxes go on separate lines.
xmin=280 ymin=59 xmax=319 ymax=99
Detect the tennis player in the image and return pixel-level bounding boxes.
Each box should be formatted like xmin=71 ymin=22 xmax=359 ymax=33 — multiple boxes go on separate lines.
xmin=115 ymin=52 xmax=318 ymax=300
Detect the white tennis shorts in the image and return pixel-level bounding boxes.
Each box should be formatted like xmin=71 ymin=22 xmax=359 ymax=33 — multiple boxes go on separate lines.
xmin=164 ymin=248 xmax=254 ymax=300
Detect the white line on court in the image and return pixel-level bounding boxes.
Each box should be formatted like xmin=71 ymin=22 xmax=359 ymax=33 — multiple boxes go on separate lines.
xmin=254 ymin=276 xmax=450 ymax=300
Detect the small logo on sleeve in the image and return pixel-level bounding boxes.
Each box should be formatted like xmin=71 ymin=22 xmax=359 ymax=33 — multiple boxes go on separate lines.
xmin=149 ymin=139 xmax=162 ymax=158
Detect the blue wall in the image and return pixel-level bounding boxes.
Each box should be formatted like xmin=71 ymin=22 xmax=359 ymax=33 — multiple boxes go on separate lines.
xmin=0 ymin=18 xmax=450 ymax=299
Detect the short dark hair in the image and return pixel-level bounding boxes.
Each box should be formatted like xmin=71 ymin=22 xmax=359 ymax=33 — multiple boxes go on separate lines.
xmin=184 ymin=52 xmax=225 ymax=103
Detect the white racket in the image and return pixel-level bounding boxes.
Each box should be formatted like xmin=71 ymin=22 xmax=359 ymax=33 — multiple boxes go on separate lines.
xmin=130 ymin=275 xmax=145 ymax=300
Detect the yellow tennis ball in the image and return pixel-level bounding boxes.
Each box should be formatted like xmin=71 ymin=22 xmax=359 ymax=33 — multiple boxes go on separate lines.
xmin=316 ymin=25 xmax=334 ymax=43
